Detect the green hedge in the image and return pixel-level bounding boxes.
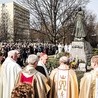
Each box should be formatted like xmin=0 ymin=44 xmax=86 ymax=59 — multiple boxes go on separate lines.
xmin=93 ymin=48 xmax=98 ymax=55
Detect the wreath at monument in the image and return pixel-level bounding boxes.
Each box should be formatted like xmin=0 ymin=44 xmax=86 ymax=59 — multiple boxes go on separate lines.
xmin=11 ymin=83 xmax=34 ymax=98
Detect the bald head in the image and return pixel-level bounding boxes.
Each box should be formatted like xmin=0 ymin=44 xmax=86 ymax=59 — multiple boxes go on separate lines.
xmin=39 ymin=53 xmax=48 ymax=65
xmin=91 ymin=55 xmax=98 ymax=67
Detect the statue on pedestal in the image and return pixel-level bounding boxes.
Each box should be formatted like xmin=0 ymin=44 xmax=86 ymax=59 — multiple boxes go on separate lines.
xmin=74 ymin=7 xmax=87 ymax=41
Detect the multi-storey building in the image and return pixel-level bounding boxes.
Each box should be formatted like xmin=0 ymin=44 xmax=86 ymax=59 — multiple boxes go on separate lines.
xmin=0 ymin=2 xmax=30 ymax=42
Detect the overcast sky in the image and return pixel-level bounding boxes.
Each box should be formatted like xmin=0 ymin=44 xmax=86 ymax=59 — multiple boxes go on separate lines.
xmin=0 ymin=0 xmax=98 ymax=21
xmin=0 ymin=0 xmax=13 ymax=3
xmin=87 ymin=0 xmax=98 ymax=21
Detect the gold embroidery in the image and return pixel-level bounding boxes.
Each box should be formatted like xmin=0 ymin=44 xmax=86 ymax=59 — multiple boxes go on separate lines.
xmin=57 ymin=70 xmax=69 ymax=98
xmin=58 ymin=75 xmax=66 ymax=90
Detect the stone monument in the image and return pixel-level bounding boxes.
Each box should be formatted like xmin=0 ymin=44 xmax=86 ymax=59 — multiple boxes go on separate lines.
xmin=74 ymin=7 xmax=86 ymax=41
xmin=70 ymin=7 xmax=92 ymax=71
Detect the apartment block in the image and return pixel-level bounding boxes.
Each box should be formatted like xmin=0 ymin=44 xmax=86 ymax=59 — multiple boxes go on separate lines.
xmin=0 ymin=2 xmax=30 ymax=42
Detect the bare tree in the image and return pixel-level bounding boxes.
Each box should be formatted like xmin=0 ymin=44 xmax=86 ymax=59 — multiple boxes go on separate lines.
xmin=18 ymin=0 xmax=89 ymax=44
xmin=85 ymin=11 xmax=97 ymax=47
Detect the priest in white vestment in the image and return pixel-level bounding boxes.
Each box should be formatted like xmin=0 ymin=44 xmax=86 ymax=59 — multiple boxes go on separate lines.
xmin=79 ymin=55 xmax=98 ymax=98
xmin=0 ymin=52 xmax=4 ymax=98
xmin=58 ymin=43 xmax=63 ymax=53
xmin=0 ymin=50 xmax=22 ymax=98
xmin=49 ymin=56 xmax=78 ymax=98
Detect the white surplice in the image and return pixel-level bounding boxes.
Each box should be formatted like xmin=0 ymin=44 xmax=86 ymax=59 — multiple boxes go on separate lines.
xmin=0 ymin=57 xmax=22 ymax=98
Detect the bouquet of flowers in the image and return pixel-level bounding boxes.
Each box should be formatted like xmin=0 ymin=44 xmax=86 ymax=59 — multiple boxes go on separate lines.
xmin=69 ymin=55 xmax=79 ymax=69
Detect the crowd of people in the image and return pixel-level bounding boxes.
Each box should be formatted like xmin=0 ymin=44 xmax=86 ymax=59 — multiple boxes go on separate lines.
xmin=0 ymin=42 xmax=72 ymax=67
xmin=0 ymin=42 xmax=58 ymax=68
xmin=0 ymin=42 xmax=58 ymax=56
xmin=0 ymin=42 xmax=98 ymax=98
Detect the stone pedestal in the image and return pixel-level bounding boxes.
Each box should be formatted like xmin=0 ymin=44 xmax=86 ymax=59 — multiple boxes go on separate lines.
xmin=70 ymin=40 xmax=92 ymax=65
xmin=78 ymin=63 xmax=86 ymax=72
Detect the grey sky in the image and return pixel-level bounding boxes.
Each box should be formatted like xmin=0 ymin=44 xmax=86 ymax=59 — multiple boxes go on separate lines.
xmin=0 ymin=0 xmax=13 ymax=3
xmin=87 ymin=0 xmax=98 ymax=21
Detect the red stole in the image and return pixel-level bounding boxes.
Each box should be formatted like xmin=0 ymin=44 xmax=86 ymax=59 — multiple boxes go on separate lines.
xmin=20 ymin=73 xmax=33 ymax=84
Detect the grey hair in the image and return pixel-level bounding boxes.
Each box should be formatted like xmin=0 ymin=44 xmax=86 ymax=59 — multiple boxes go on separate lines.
xmin=8 ymin=50 xmax=17 ymax=57
xmin=14 ymin=49 xmax=20 ymax=54
xmin=59 ymin=56 xmax=69 ymax=64
xmin=27 ymin=54 xmax=38 ymax=65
